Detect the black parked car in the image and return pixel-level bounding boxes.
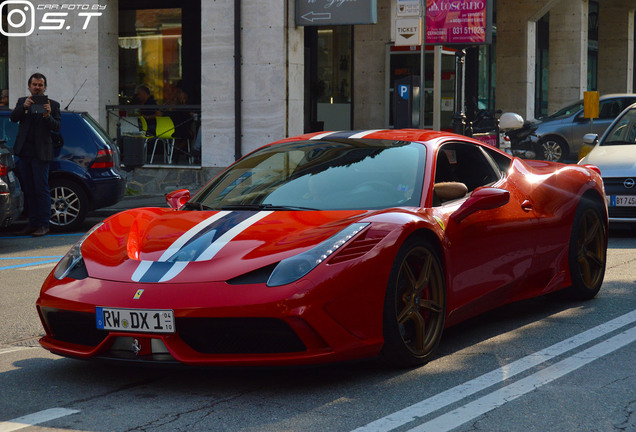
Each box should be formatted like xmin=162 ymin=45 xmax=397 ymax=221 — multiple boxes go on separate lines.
xmin=0 ymin=140 xmax=23 ymax=227
xmin=0 ymin=109 xmax=126 ymax=231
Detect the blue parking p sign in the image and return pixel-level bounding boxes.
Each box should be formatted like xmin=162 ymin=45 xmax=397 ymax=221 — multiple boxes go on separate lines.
xmin=398 ymin=84 xmax=409 ymax=100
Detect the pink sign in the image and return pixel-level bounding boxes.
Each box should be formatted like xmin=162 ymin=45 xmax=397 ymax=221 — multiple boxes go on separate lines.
xmin=425 ymin=0 xmax=490 ymax=45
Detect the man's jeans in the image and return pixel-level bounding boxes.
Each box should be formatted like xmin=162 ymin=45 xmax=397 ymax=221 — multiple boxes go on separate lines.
xmin=17 ymin=156 xmax=50 ymax=228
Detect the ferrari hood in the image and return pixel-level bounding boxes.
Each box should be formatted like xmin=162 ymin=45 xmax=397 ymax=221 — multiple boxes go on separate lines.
xmin=80 ymin=207 xmax=369 ymax=283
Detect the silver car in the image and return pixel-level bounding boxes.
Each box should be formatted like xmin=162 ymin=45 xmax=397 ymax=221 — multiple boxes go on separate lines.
xmin=521 ymin=94 xmax=636 ymax=162
xmin=579 ymin=102 xmax=636 ymax=224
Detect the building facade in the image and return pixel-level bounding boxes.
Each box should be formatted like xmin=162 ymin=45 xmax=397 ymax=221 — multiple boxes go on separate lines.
xmin=1 ymin=0 xmax=634 ymax=192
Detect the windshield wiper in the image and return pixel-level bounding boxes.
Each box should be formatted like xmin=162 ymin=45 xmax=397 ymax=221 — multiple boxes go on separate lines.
xmin=181 ymin=202 xmax=213 ymax=211
xmin=221 ymin=203 xmax=318 ymax=211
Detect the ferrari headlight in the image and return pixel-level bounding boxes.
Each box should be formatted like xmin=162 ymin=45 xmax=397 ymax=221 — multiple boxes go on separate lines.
xmin=267 ymin=223 xmax=369 ymax=287
xmin=54 ymin=223 xmax=103 ymax=280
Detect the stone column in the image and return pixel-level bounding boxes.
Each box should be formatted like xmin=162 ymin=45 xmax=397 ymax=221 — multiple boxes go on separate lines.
xmin=201 ymin=0 xmax=304 ymax=168
xmin=597 ymin=0 xmax=635 ymax=94
xmin=547 ymin=0 xmax=588 ymax=113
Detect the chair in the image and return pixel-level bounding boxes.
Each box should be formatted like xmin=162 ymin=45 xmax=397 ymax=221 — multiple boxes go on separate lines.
xmin=139 ymin=116 xmax=176 ymax=164
xmin=139 ymin=116 xmax=193 ymax=164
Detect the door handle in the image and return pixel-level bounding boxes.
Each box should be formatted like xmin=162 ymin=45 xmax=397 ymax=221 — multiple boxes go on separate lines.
xmin=521 ymin=200 xmax=533 ymax=212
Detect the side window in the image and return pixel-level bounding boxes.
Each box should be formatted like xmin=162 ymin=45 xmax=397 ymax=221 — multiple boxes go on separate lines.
xmin=482 ymin=146 xmax=511 ymax=175
xmin=598 ymin=100 xmax=621 ymax=119
xmin=439 ymin=142 xmax=499 ymax=191
xmin=433 ymin=142 xmax=500 ymax=207
xmin=0 ymin=116 xmax=18 ymax=151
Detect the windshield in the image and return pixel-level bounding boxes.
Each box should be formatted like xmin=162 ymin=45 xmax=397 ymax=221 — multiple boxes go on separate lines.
xmin=601 ymin=107 xmax=636 ymax=146
xmin=546 ymin=100 xmax=583 ymax=120
xmin=191 ymin=139 xmax=426 ymax=210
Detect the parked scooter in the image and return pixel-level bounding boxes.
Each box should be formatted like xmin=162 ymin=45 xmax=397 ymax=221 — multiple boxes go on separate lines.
xmin=499 ymin=113 xmax=543 ymax=160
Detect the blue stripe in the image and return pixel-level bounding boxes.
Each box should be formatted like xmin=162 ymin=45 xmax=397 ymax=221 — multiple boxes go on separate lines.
xmin=0 ymin=259 xmax=60 ymax=270
xmin=167 ymin=211 xmax=257 ymax=263
xmin=138 ymin=262 xmax=179 ymax=283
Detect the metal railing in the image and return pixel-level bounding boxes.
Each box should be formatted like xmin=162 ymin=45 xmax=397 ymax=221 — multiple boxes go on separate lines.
xmin=106 ymin=105 xmax=201 ymax=167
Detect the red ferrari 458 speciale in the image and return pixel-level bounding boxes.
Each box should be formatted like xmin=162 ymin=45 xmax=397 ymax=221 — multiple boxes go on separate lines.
xmin=37 ymin=129 xmax=608 ymax=367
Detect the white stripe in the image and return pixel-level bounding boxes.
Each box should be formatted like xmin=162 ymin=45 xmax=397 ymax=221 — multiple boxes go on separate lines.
xmin=131 ymin=260 xmax=153 ymax=282
xmin=159 ymin=211 xmax=230 ymax=261
xmin=0 ymin=347 xmax=33 ymax=355
xmin=131 ymin=211 xmax=230 ymax=282
xmin=351 ymin=309 xmax=636 ymax=432
xmin=348 ymin=129 xmax=385 ymax=138
xmin=158 ymin=261 xmax=189 ymax=283
xmin=0 ymin=408 xmax=80 ymax=432
xmin=409 ymin=325 xmax=636 ymax=432
xmin=310 ymin=131 xmax=341 ymax=140
xmin=197 ymin=211 xmax=273 ymax=261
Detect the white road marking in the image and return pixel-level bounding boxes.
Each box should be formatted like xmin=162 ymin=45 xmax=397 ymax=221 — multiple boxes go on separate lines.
xmin=0 ymin=347 xmax=33 ymax=355
xmin=409 ymin=325 xmax=636 ymax=432
xmin=0 ymin=408 xmax=80 ymax=432
xmin=352 ymin=309 xmax=636 ymax=432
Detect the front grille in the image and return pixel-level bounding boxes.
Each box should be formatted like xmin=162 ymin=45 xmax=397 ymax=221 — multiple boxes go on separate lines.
xmin=608 ymin=207 xmax=636 ymax=218
xmin=604 ymin=177 xmax=636 ymax=195
xmin=176 ymin=317 xmax=306 ymax=354
xmin=40 ymin=308 xmax=108 ymax=346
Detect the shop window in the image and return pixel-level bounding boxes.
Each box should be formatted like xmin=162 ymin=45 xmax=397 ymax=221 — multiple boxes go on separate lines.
xmin=119 ymin=8 xmax=183 ymax=105
xmin=305 ymin=26 xmax=353 ymax=132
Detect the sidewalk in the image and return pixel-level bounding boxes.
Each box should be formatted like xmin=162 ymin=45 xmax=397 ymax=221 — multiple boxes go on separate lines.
xmin=91 ymin=194 xmax=167 ymax=217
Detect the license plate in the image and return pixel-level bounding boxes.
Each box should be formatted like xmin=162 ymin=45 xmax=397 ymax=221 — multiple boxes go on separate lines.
xmin=8 ymin=171 xmax=15 ymax=183
xmin=96 ymin=307 xmax=175 ymax=333
xmin=610 ymin=195 xmax=636 ymax=207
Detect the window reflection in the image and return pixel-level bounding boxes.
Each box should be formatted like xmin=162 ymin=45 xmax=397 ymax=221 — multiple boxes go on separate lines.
xmin=119 ymin=8 xmax=182 ymax=105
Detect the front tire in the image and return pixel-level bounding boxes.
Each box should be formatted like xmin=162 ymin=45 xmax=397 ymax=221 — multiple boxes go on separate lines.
xmin=566 ymin=200 xmax=607 ymax=300
xmin=380 ymin=236 xmax=446 ymax=367
xmin=49 ymin=179 xmax=88 ymax=232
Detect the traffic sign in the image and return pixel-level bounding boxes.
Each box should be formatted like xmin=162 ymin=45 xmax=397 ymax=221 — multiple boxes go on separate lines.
xmin=296 ymin=0 xmax=377 ymax=26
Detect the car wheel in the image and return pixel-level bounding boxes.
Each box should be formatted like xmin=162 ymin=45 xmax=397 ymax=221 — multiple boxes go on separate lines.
xmin=566 ymin=200 xmax=607 ymax=300
xmin=49 ymin=179 xmax=88 ymax=232
xmin=381 ymin=236 xmax=446 ymax=367
xmin=539 ymin=136 xmax=568 ymax=162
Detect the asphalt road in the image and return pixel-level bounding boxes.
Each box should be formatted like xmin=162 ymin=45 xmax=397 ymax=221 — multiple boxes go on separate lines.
xmin=1 ymin=213 xmax=635 ymax=432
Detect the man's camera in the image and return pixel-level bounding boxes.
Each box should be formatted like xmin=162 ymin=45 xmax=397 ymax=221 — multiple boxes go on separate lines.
xmin=30 ymin=95 xmax=48 ymax=114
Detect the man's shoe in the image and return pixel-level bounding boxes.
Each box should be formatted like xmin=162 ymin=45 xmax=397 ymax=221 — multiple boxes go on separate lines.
xmin=32 ymin=227 xmax=49 ymax=237
xmin=16 ymin=225 xmax=37 ymax=236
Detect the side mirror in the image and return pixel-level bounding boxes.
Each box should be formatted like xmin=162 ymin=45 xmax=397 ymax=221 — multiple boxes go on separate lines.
xmin=499 ymin=112 xmax=524 ymax=131
xmin=583 ymin=133 xmax=598 ymax=146
xmin=450 ymin=187 xmax=510 ymax=223
xmin=165 ymin=189 xmax=190 ymax=209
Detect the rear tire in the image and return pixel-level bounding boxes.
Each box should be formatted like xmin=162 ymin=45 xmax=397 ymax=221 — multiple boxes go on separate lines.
xmin=49 ymin=179 xmax=88 ymax=232
xmin=539 ymin=136 xmax=568 ymax=162
xmin=380 ymin=236 xmax=446 ymax=367
xmin=565 ymin=200 xmax=607 ymax=300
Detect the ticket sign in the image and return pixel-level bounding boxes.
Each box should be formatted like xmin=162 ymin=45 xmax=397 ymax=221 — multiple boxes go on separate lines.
xmin=425 ymin=0 xmax=493 ymax=45
xmin=296 ymin=0 xmax=378 ymax=26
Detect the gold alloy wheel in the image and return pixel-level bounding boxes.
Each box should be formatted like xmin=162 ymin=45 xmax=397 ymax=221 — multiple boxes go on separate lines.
xmin=575 ymin=208 xmax=606 ymax=290
xmin=395 ymin=246 xmax=445 ymax=357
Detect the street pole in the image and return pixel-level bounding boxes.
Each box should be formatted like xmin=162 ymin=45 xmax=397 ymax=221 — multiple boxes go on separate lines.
xmin=452 ymin=48 xmax=467 ymax=135
xmin=418 ymin=0 xmax=426 ymax=129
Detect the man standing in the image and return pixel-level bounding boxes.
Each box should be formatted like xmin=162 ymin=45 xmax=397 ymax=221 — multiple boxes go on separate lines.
xmin=11 ymin=72 xmax=61 ymax=237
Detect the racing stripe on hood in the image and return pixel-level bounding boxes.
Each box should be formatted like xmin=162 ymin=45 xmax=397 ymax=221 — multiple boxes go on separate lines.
xmin=311 ymin=130 xmax=385 ymax=140
xmin=131 ymin=211 xmax=272 ymax=283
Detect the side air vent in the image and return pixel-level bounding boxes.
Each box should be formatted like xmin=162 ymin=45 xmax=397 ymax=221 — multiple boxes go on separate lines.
xmin=328 ymin=237 xmax=382 ymax=264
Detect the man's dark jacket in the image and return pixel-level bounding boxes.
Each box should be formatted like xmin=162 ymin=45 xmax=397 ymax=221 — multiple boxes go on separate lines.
xmin=10 ymin=97 xmax=61 ymax=162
